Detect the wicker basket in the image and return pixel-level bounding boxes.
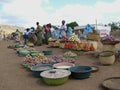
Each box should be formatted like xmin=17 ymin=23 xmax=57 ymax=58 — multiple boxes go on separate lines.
xmin=87 ymin=33 xmax=100 ymax=41
xmin=101 ymin=41 xmax=119 ymax=45
xmin=99 ymin=51 xmax=115 ymax=65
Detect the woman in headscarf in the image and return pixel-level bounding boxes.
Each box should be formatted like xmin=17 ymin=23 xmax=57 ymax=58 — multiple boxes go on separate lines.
xmin=59 ymin=20 xmax=67 ymax=38
xmin=35 ymin=22 xmax=43 ymax=46
xmin=44 ymin=23 xmax=51 ymax=44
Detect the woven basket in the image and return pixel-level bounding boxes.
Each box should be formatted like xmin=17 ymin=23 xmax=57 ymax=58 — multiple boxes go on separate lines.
xmin=101 ymin=41 xmax=119 ymax=45
xmin=87 ymin=33 xmax=100 ymax=41
xmin=99 ymin=51 xmax=115 ymax=65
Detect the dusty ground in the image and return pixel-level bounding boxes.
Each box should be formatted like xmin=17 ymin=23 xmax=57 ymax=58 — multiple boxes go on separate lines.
xmin=0 ymin=38 xmax=120 ymax=90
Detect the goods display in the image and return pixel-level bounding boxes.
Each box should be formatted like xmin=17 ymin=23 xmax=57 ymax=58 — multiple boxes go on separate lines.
xmin=30 ymin=64 xmax=53 ymax=77
xmin=42 ymin=50 xmax=52 ymax=55
xmin=99 ymin=51 xmax=115 ymax=65
xmin=23 ymin=54 xmax=76 ymax=68
xmin=87 ymin=33 xmax=100 ymax=41
xmin=15 ymin=44 xmax=24 ymax=48
xmin=18 ymin=50 xmax=31 ymax=56
xmin=69 ymin=66 xmax=92 ymax=79
xmin=23 ymin=54 xmax=47 ymax=68
xmin=53 ymin=62 xmax=75 ymax=69
xmin=63 ymin=51 xmax=77 ymax=59
xmin=48 ymin=38 xmax=57 ymax=42
xmin=68 ymin=33 xmax=80 ymax=42
xmin=52 ymin=55 xmax=76 ymax=63
xmin=102 ymin=77 xmax=120 ymax=90
xmin=101 ymin=35 xmax=116 ymax=42
xmin=7 ymin=45 xmax=15 ymax=49
xmin=30 ymin=52 xmax=44 ymax=57
xmin=27 ymin=43 xmax=34 ymax=47
xmin=48 ymin=40 xmax=60 ymax=48
xmin=101 ymin=35 xmax=119 ymax=45
xmin=40 ymin=69 xmax=71 ymax=85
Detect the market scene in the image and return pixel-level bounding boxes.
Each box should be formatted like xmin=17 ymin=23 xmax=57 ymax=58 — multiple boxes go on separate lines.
xmin=0 ymin=0 xmax=120 ymax=90
xmin=0 ymin=19 xmax=120 ymax=90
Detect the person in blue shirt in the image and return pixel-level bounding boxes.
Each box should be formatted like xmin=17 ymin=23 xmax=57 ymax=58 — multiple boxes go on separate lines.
xmin=67 ymin=27 xmax=73 ymax=37
xmin=84 ymin=24 xmax=92 ymax=35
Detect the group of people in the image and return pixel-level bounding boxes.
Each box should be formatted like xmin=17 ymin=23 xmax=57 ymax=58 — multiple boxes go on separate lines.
xmin=22 ymin=20 xmax=73 ymax=46
xmin=22 ymin=22 xmax=51 ymax=46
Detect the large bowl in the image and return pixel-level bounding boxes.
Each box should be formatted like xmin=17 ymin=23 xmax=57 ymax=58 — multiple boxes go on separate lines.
xmin=102 ymin=77 xmax=120 ymax=90
xmin=15 ymin=44 xmax=24 ymax=48
xmin=69 ymin=66 xmax=92 ymax=79
xmin=30 ymin=64 xmax=53 ymax=77
xmin=18 ymin=50 xmax=30 ymax=56
xmin=40 ymin=69 xmax=71 ymax=85
xmin=53 ymin=62 xmax=75 ymax=70
xmin=30 ymin=52 xmax=44 ymax=57
xmin=42 ymin=50 xmax=52 ymax=55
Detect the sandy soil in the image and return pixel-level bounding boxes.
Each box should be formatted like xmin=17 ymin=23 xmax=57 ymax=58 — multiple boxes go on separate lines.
xmin=0 ymin=39 xmax=120 ymax=90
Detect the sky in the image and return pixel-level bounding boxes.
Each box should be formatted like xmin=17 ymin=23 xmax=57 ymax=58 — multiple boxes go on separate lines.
xmin=0 ymin=0 xmax=119 ymax=28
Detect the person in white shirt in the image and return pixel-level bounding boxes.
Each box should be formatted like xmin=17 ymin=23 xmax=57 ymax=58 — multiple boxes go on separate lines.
xmin=59 ymin=20 xmax=67 ymax=38
xmin=22 ymin=28 xmax=30 ymax=45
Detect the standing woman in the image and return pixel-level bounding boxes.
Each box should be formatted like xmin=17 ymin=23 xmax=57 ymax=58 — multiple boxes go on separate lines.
xmin=35 ymin=22 xmax=43 ymax=46
xmin=59 ymin=20 xmax=67 ymax=38
xmin=44 ymin=23 xmax=51 ymax=44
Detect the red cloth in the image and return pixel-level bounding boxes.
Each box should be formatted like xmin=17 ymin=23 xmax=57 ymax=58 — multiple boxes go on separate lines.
xmin=45 ymin=27 xmax=50 ymax=32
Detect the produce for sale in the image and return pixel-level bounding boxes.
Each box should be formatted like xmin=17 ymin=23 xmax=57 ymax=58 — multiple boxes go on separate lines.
xmin=68 ymin=33 xmax=80 ymax=42
xmin=63 ymin=51 xmax=77 ymax=57
xmin=100 ymin=35 xmax=115 ymax=42
xmin=52 ymin=55 xmax=76 ymax=63
xmin=48 ymin=37 xmax=56 ymax=41
xmin=22 ymin=54 xmax=76 ymax=68
xmin=23 ymin=54 xmax=48 ymax=68
xmin=89 ymin=43 xmax=95 ymax=51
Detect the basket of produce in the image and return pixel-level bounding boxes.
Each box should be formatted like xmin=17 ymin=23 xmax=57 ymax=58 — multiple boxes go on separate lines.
xmin=51 ymin=55 xmax=76 ymax=64
xmin=48 ymin=38 xmax=57 ymax=42
xmin=7 ymin=45 xmax=15 ymax=49
xmin=102 ymin=77 xmax=120 ymax=90
xmin=101 ymin=41 xmax=119 ymax=45
xmin=42 ymin=50 xmax=52 ymax=55
xmin=27 ymin=43 xmax=34 ymax=47
xmin=69 ymin=66 xmax=92 ymax=79
xmin=40 ymin=69 xmax=71 ymax=85
xmin=30 ymin=52 xmax=44 ymax=57
xmin=53 ymin=62 xmax=75 ymax=70
xmin=18 ymin=50 xmax=31 ymax=56
xmin=100 ymin=35 xmax=120 ymax=45
xmin=22 ymin=63 xmax=29 ymax=68
xmin=87 ymin=33 xmax=100 ymax=41
xmin=30 ymin=64 xmax=53 ymax=77
xmin=15 ymin=44 xmax=24 ymax=48
xmin=63 ymin=51 xmax=77 ymax=59
xmin=99 ymin=51 xmax=115 ymax=65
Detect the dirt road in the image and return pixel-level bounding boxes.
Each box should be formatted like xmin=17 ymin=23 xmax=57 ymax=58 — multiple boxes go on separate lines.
xmin=0 ymin=40 xmax=120 ymax=90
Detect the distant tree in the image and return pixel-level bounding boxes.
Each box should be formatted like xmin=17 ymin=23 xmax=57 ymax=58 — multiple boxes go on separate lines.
xmin=66 ymin=21 xmax=79 ymax=29
xmin=108 ymin=22 xmax=119 ymax=30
